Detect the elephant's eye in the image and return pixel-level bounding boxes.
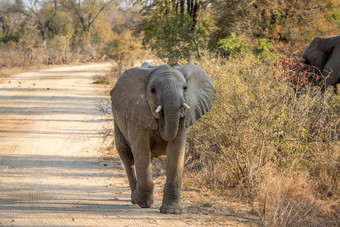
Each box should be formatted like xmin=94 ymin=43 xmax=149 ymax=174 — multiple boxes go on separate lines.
xmin=183 ymin=86 xmax=187 ymax=91
xmin=151 ymin=88 xmax=156 ymax=94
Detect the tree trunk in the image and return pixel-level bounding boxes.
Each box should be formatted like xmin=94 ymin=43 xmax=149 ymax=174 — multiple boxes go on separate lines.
xmin=191 ymin=0 xmax=200 ymax=31
xmin=180 ymin=0 xmax=184 ymax=14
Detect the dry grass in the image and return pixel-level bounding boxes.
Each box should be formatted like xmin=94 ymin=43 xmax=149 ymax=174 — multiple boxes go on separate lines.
xmin=0 ymin=45 xmax=103 ymax=69
xmin=93 ymin=72 xmax=117 ymax=85
xmin=255 ymin=165 xmax=317 ymax=226
xmin=183 ymin=55 xmax=340 ymax=225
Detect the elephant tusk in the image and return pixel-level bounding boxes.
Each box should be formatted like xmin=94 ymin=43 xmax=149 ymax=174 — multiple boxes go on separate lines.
xmin=155 ymin=105 xmax=162 ymax=113
xmin=183 ymin=103 xmax=191 ymax=110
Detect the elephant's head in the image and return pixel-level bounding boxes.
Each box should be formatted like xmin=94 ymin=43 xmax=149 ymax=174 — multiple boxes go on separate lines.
xmin=300 ymin=36 xmax=340 ymax=86
xmin=110 ymin=63 xmax=215 ymax=141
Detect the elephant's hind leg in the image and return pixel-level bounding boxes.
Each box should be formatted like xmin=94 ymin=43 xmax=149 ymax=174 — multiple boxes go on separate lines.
xmin=114 ymin=121 xmax=137 ymax=204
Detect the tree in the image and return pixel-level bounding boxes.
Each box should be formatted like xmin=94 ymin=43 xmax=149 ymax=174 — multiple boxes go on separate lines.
xmin=0 ymin=0 xmax=30 ymax=45
xmin=61 ymin=0 xmax=115 ymax=34
xmin=25 ymin=0 xmax=60 ymax=40
xmin=138 ymin=0 xmax=214 ymax=64
xmin=103 ymin=30 xmax=143 ymax=74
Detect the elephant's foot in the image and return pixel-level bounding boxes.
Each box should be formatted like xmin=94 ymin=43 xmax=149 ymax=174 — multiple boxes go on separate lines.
xmin=131 ymin=193 xmax=137 ymax=204
xmin=160 ymin=203 xmax=183 ymax=214
xmin=133 ymin=189 xmax=154 ymax=208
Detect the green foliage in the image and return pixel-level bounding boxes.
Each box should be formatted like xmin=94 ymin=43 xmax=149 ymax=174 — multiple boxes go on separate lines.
xmin=253 ymin=38 xmax=279 ymax=61
xmin=1 ymin=0 xmax=339 ymax=67
xmin=140 ymin=13 xmax=192 ymax=65
xmin=139 ymin=0 xmax=215 ymax=65
xmin=218 ymin=34 xmax=278 ymax=61
xmin=218 ymin=32 xmax=249 ymax=57
xmin=50 ymin=12 xmax=74 ymax=39
xmin=18 ymin=24 xmax=41 ymax=49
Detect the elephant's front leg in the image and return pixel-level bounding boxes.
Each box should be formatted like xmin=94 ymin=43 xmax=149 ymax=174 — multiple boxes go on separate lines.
xmin=160 ymin=123 xmax=186 ymax=214
xmin=130 ymin=130 xmax=154 ymax=208
xmin=114 ymin=121 xmax=137 ymax=204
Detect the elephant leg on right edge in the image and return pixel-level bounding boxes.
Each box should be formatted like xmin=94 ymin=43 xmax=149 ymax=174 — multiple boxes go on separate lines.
xmin=160 ymin=122 xmax=186 ymax=214
xmin=114 ymin=121 xmax=137 ymax=204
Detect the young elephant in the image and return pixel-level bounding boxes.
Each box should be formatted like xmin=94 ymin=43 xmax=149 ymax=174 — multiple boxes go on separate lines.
xmin=110 ymin=63 xmax=215 ymax=214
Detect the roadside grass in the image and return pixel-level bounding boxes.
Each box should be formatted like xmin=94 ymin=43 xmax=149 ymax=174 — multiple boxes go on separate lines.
xmin=0 ymin=46 xmax=103 ymax=69
xmin=94 ymin=72 xmax=116 ymax=85
xmin=185 ymin=55 xmax=340 ymax=226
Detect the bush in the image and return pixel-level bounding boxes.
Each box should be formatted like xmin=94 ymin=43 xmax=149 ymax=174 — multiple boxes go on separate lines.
xmin=218 ymin=32 xmax=250 ymax=57
xmin=184 ymin=54 xmax=340 ymax=225
xmin=218 ymin=34 xmax=279 ymax=61
xmin=93 ymin=72 xmax=116 ymax=85
xmin=0 ymin=41 xmax=101 ymax=68
xmin=253 ymin=38 xmax=279 ymax=61
xmin=102 ymin=31 xmax=144 ymax=76
xmin=255 ymin=165 xmax=317 ymax=226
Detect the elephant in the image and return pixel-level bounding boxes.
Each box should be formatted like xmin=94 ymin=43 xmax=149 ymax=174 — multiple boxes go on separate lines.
xmin=299 ymin=35 xmax=340 ymax=93
xmin=110 ymin=62 xmax=215 ymax=214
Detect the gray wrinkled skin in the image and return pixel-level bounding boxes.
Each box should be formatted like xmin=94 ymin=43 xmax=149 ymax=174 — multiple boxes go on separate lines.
xmin=110 ymin=63 xmax=215 ymax=214
xmin=300 ymin=36 xmax=340 ymax=92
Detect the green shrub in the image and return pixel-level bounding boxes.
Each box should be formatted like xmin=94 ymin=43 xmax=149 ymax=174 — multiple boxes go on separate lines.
xmin=218 ymin=34 xmax=279 ymax=61
xmin=218 ymin=32 xmax=250 ymax=57
xmin=253 ymin=38 xmax=279 ymax=61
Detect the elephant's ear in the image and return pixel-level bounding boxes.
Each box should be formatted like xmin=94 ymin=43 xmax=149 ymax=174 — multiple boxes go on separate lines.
xmin=110 ymin=67 xmax=158 ymax=130
xmin=141 ymin=62 xmax=155 ymax=69
xmin=176 ymin=63 xmax=216 ymax=128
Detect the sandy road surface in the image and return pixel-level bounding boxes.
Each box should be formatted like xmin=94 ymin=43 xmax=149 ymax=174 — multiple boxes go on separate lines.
xmin=0 ymin=64 xmax=199 ymax=226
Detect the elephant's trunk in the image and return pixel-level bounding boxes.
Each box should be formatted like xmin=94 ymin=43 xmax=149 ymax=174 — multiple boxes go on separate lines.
xmin=159 ymin=104 xmax=180 ymax=142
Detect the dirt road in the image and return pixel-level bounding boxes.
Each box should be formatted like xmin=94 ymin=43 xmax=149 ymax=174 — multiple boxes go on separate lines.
xmin=0 ymin=63 xmax=259 ymax=227
xmin=0 ymin=64 xmax=196 ymax=226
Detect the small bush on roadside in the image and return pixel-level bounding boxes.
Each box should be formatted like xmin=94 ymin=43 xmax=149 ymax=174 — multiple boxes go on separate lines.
xmin=93 ymin=72 xmax=116 ymax=85
xmin=255 ymin=165 xmax=318 ymax=227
